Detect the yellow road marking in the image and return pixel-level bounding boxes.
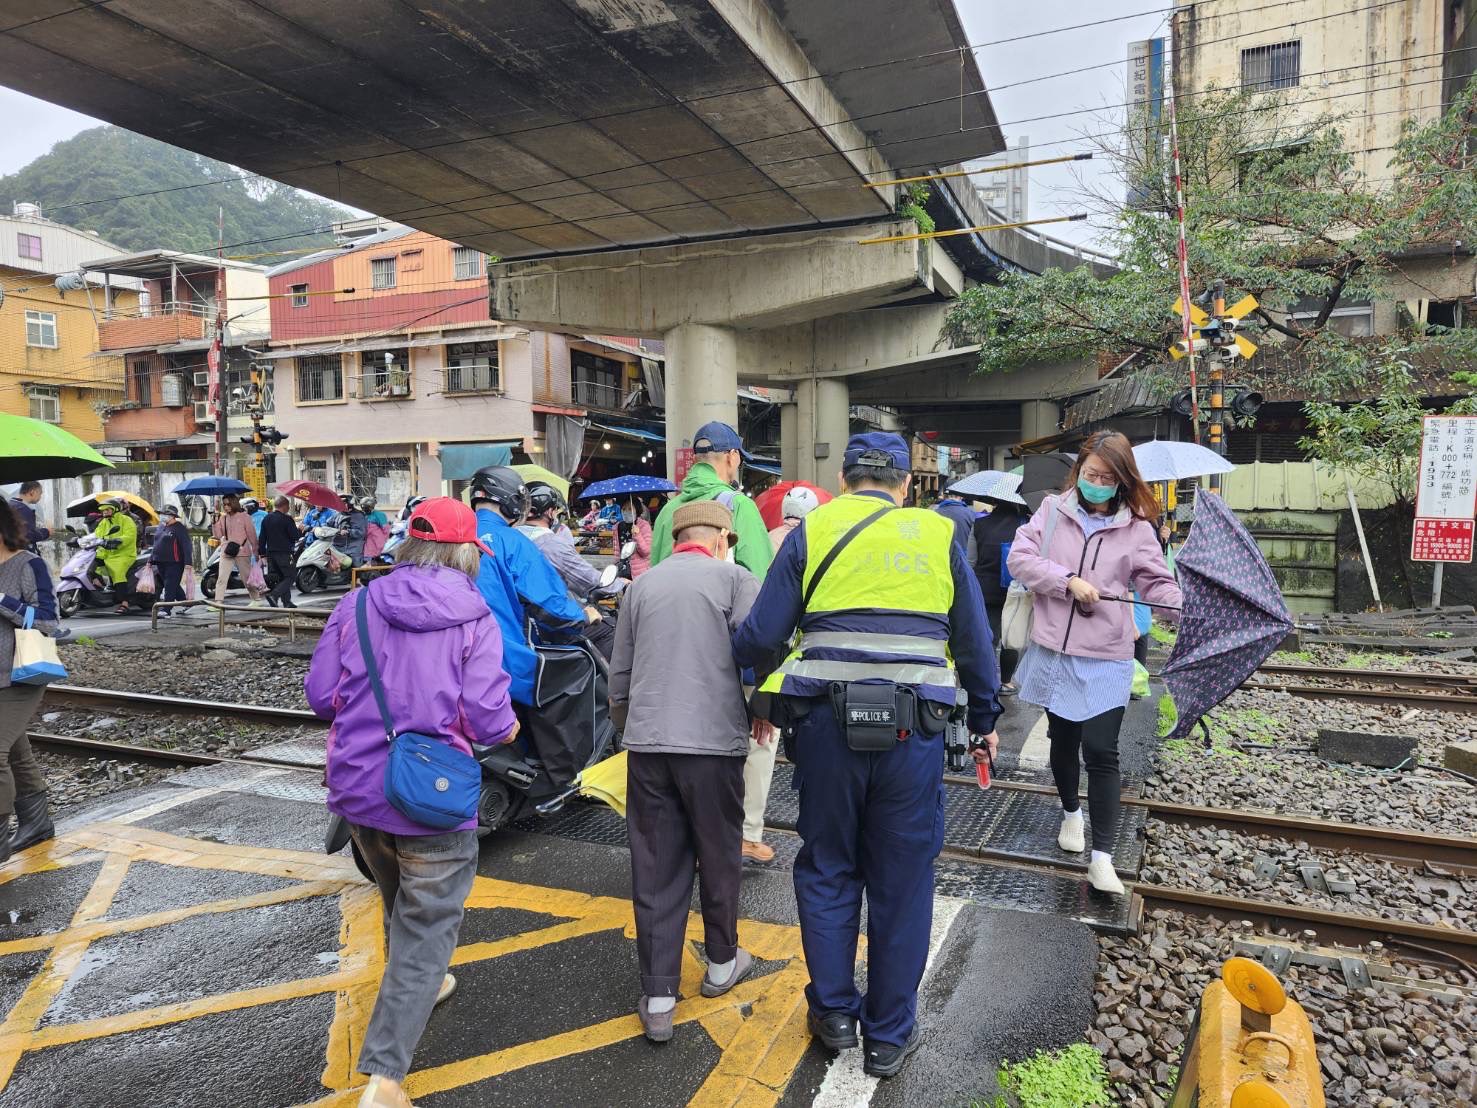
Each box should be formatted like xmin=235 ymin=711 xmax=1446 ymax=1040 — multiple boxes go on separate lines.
xmin=0 ymin=820 xmax=828 ymax=1108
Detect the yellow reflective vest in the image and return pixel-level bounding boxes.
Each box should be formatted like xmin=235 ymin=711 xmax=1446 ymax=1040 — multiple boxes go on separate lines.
xmin=760 ymin=493 xmax=958 ymax=695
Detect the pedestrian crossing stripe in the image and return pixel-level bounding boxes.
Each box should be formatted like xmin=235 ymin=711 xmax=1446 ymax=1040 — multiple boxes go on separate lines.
xmin=0 ymin=821 xmax=827 ymax=1106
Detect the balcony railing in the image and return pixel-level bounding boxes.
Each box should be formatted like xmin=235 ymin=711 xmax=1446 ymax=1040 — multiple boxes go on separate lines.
xmin=97 ymin=309 xmax=209 ymax=352
xmin=573 ymin=379 xmax=625 ymax=410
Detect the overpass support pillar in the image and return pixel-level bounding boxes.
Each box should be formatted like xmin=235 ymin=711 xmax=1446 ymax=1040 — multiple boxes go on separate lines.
xmin=791 ymin=376 xmax=850 ymax=494
xmin=663 ymin=323 xmax=738 ymax=479
xmin=1020 ymin=400 xmax=1059 ymax=444
xmin=780 ymin=402 xmax=800 ymax=480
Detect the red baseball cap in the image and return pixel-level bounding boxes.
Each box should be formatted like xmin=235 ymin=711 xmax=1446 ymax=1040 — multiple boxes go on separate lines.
xmin=407 ymin=497 xmax=495 ymax=558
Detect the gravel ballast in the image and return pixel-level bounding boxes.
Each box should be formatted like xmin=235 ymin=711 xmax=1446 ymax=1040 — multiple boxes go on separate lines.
xmin=57 ymin=641 xmax=312 ymax=710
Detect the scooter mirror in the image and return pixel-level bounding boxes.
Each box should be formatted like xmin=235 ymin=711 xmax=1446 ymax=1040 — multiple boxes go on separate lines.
xmin=620 ymin=541 xmax=637 ymax=560
xmin=599 ymin=564 xmax=620 ymax=589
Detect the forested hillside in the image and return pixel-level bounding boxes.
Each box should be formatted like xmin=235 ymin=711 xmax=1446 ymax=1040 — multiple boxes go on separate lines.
xmin=0 ymin=127 xmax=351 ymax=256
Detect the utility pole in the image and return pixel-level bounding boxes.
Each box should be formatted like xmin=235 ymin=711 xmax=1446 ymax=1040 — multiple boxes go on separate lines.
xmin=212 ymin=205 xmax=228 ymax=473
xmin=1207 ymin=279 xmax=1227 ymax=493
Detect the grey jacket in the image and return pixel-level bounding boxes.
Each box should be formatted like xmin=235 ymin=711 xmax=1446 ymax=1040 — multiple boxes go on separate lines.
xmin=609 ymin=551 xmax=760 ymax=756
xmin=0 ymin=552 xmax=59 ymax=690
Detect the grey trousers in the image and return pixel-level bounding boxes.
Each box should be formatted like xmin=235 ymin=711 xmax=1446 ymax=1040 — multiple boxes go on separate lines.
xmin=626 ymin=751 xmax=745 ymax=997
xmin=0 ymin=685 xmax=47 ymax=817
xmin=350 ymin=824 xmax=479 ymax=1082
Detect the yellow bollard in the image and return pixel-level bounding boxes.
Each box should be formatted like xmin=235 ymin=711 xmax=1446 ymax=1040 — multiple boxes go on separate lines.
xmin=1187 ymin=957 xmax=1325 ymax=1108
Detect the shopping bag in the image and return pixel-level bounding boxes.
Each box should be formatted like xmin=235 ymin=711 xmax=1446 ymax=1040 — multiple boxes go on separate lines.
xmin=181 ymin=565 xmax=198 ymax=599
xmin=1000 ymin=582 xmax=1033 ymax=654
xmin=11 ymin=608 xmax=67 ymax=686
xmin=246 ymin=558 xmax=267 ymax=592
xmin=135 ymin=564 xmax=156 ymax=594
xmin=1131 ymin=660 xmax=1150 ymax=699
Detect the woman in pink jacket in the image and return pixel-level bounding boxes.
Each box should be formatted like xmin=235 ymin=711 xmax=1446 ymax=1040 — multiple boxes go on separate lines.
xmin=210 ymin=493 xmax=263 ymax=606
xmin=1005 ymin=431 xmax=1181 ymax=895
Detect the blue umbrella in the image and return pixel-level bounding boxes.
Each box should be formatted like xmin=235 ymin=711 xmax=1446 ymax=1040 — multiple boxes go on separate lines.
xmin=1132 ymin=441 xmax=1235 ymax=483
xmin=172 ymin=475 xmax=250 ymax=496
xmin=947 ymin=469 xmax=1026 ymax=504
xmin=581 ymin=474 xmax=677 ymax=499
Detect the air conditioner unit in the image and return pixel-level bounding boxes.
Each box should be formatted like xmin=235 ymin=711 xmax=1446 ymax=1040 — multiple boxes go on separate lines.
xmin=192 ymin=401 xmax=215 ymax=424
xmin=193 ymin=371 xmax=209 ymax=387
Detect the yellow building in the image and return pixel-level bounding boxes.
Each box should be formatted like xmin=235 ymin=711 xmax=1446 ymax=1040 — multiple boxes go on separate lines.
xmin=0 ymin=206 xmax=138 ymax=444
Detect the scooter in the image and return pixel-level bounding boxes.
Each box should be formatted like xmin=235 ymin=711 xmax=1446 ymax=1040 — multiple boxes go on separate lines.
xmin=613 ymin=539 xmax=637 ymax=581
xmin=296 ymin=525 xmax=354 ymax=593
xmin=198 ymin=545 xmax=243 ymax=598
xmin=56 ymin=533 xmax=153 ymax=617
xmin=324 ymin=566 xmax=623 ymax=874
xmin=374 ymin=519 xmax=409 ymax=565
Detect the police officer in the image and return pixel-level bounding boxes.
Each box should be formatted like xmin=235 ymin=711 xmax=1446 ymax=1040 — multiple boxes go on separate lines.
xmin=732 ymin=432 xmax=1001 ymax=1079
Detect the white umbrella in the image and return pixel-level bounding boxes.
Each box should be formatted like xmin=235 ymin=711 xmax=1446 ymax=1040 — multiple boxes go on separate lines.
xmin=1132 ymin=441 xmax=1235 ymax=483
xmin=947 ymin=469 xmax=1026 ymax=504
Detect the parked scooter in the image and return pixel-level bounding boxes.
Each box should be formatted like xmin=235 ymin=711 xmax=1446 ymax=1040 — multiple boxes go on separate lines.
xmin=56 ymin=532 xmax=153 ymax=617
xmin=296 ymin=525 xmax=354 ymax=593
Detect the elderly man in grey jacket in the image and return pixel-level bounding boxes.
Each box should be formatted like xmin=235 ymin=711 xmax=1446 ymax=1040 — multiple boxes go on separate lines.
xmin=609 ymin=498 xmax=762 ymax=1043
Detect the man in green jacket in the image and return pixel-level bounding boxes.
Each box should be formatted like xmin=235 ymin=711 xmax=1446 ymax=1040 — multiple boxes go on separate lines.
xmin=650 ymin=421 xmax=778 ymax=861
xmin=650 ymin=422 xmax=772 ymax=579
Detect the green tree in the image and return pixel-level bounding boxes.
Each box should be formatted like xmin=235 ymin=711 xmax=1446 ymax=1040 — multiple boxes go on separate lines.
xmin=942 ymin=83 xmax=1477 ymax=406
xmin=0 ymin=126 xmax=350 ymax=256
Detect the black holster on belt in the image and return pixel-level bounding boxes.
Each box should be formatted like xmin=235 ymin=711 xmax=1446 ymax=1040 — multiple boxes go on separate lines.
xmin=825 ymin=682 xmax=952 ymax=752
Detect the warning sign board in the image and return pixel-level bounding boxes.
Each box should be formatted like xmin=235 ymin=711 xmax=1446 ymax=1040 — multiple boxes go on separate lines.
xmin=1412 ymin=415 xmax=1477 ymax=563
xmin=241 ymin=464 xmax=268 ymax=503
xmin=673 ymin=447 xmax=694 ymax=486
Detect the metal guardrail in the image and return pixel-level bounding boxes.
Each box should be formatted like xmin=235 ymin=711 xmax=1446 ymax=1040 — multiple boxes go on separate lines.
xmin=149 ymin=598 xmax=332 ymax=640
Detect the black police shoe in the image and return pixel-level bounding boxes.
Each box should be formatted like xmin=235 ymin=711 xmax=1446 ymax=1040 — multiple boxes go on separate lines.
xmin=807 ymin=1009 xmax=859 ymax=1052
xmin=863 ymin=1028 xmax=921 ymax=1079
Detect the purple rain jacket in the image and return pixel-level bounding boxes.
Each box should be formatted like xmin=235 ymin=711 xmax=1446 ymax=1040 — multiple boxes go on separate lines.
xmin=306 ymin=563 xmax=517 ymax=835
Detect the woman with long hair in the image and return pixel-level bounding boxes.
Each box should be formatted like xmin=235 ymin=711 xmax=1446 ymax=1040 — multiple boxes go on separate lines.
xmin=211 ymin=493 xmax=262 ymax=606
xmin=1004 ymin=432 xmax=1181 ymax=894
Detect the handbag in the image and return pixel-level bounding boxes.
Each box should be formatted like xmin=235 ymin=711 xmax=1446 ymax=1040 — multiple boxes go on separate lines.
xmin=354 ymin=588 xmax=480 ymax=830
xmin=1000 ymin=500 xmax=1062 ymax=655
xmin=11 ymin=606 xmax=67 ymax=686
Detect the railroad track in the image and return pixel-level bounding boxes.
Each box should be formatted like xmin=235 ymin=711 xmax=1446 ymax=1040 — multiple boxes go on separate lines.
xmin=36 ymin=685 xmax=1477 ymax=964
xmin=1243 ymin=665 xmax=1477 ymax=712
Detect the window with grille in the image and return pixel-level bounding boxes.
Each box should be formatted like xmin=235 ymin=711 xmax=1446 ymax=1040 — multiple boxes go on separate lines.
xmin=349 ymin=455 xmax=413 ymax=506
xmin=24 ymin=310 xmax=57 ymax=348
xmin=1241 ymin=41 xmax=1300 ymax=91
xmin=128 ymin=359 xmax=152 ymax=406
xmin=302 ymin=459 xmax=328 ymax=488
xmin=445 ymin=341 xmax=500 ymax=393
xmin=290 ymin=283 xmax=308 ymax=308
xmin=371 ymin=257 xmax=397 ymax=290
xmin=453 ymin=247 xmax=484 ymax=281
xmin=296 ymin=355 xmax=344 ymax=402
xmin=27 ymin=385 xmax=60 ymax=423
xmin=17 ymin=233 xmax=42 ymax=261
xmin=572 ymin=350 xmax=623 ymax=409
xmin=361 ymin=348 xmax=411 ymax=398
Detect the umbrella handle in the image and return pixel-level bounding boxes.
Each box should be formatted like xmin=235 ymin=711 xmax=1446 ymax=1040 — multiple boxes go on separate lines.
xmin=1096 ymin=593 xmax=1182 ymax=612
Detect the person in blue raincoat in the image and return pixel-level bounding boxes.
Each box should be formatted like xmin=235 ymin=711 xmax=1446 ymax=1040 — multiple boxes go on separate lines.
xmin=466 ymin=466 xmax=591 ymax=706
xmin=733 ymin=432 xmax=1001 ymax=1080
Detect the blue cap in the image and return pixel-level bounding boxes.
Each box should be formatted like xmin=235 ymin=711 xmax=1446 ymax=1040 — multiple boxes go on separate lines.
xmin=692 ymin=421 xmax=753 ymax=462
xmin=843 ymin=432 xmax=911 ymax=472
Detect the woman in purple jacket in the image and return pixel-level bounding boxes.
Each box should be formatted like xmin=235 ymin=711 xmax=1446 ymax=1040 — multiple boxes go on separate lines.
xmin=307 ymin=497 xmax=518 ymax=1108
xmin=1005 ymin=431 xmax=1181 ymax=896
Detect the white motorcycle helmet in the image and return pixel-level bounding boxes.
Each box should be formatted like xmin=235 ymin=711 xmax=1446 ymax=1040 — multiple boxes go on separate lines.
xmin=781 ymin=486 xmax=821 ymax=521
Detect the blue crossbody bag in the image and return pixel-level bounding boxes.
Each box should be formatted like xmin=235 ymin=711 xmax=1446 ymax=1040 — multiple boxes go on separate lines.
xmin=354 ymin=588 xmax=480 ymax=830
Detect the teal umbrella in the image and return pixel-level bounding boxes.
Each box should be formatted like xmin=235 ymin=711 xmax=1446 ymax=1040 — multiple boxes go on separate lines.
xmin=0 ymin=413 xmax=112 ymax=483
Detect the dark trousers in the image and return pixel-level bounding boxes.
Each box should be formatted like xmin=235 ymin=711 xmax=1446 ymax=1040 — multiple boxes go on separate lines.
xmin=626 ymin=751 xmax=745 ymax=997
xmin=984 ymin=601 xmax=1019 ymax=685
xmin=1133 ymin=633 xmax=1149 ymax=667
xmin=265 ymin=552 xmax=296 ymax=605
xmin=0 ymin=686 xmax=48 ymax=816
xmin=1047 ymin=707 xmax=1126 ymax=853
xmin=155 ymin=562 xmax=186 ymax=604
xmin=792 ymin=708 xmax=944 ymax=1048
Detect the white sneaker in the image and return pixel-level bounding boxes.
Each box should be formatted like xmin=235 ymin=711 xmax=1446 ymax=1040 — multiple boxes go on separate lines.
xmin=435 ymin=973 xmax=456 ymax=1005
xmin=248 ymin=599 xmax=266 ymax=608
xmin=1087 ymin=856 xmax=1125 ymax=895
xmin=1058 ymin=815 xmax=1085 ymax=853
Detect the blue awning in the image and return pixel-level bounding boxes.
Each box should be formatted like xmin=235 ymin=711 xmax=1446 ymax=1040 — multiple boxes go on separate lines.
xmin=747 ymin=461 xmax=781 ymax=476
xmin=592 ymin=423 xmax=664 ymax=443
xmin=438 ymin=442 xmax=517 ymax=480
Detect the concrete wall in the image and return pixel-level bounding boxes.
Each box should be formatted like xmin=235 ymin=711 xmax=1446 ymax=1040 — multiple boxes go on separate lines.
xmin=1174 ymin=0 xmax=1446 ymax=184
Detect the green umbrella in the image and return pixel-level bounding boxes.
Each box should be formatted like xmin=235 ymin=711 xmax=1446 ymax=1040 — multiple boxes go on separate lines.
xmin=0 ymin=412 xmax=113 ymax=483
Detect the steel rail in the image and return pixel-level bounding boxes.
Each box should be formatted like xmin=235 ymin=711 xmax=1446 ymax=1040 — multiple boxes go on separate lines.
xmin=41 ymin=685 xmax=320 ymax=725
xmin=1133 ymin=884 xmax=1477 ymax=965
xmin=1240 ymin=680 xmax=1476 ymax=712
xmin=26 ymin=731 xmax=316 ymax=772
xmin=1256 ymin=664 xmax=1477 ymax=690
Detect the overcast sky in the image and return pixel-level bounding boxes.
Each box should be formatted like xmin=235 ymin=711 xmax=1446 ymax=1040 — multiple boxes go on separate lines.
xmin=0 ymin=0 xmax=1168 ymax=248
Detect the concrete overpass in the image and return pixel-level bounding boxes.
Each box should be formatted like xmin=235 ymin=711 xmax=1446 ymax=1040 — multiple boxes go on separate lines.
xmin=2 ymin=0 xmax=1113 ymax=487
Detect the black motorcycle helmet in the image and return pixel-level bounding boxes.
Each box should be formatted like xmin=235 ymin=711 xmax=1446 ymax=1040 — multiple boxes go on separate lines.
xmin=526 ymin=482 xmax=565 ymax=520
xmin=468 ymin=466 xmax=528 ymax=521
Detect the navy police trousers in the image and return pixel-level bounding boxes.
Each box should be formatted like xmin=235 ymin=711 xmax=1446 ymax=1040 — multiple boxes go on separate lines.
xmin=790 ymin=704 xmax=945 ymax=1048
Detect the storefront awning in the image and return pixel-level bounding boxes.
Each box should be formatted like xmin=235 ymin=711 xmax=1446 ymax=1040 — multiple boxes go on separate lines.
xmin=591 ymin=423 xmax=664 ymax=443
xmin=437 ymin=441 xmax=520 ymax=480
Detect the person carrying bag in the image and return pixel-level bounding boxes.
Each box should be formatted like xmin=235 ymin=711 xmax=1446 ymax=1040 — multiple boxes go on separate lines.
xmin=305 ymin=497 xmax=519 ymax=1108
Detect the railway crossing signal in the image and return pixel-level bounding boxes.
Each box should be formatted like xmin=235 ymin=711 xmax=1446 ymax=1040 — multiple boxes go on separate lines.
xmin=1168 ymin=287 xmax=1261 ymax=491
